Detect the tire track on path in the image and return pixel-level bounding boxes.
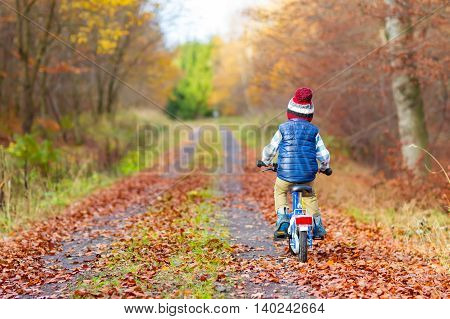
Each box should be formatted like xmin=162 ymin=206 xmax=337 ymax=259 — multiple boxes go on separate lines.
xmin=219 ymin=127 xmax=310 ymax=298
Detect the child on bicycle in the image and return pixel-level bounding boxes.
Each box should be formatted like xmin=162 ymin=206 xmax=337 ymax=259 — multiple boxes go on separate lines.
xmin=261 ymin=87 xmax=330 ymax=239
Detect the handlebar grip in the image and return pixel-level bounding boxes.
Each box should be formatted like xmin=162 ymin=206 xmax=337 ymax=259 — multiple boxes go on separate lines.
xmin=257 ymin=160 xmax=267 ymax=167
xmin=323 ymin=168 xmax=333 ymax=176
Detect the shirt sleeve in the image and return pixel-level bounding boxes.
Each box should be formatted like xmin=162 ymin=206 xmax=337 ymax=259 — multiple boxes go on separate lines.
xmin=316 ymin=133 xmax=330 ymax=170
xmin=262 ymin=129 xmax=282 ymax=164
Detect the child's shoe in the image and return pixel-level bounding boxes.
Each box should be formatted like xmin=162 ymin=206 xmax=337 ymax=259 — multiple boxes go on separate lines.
xmin=274 ymin=207 xmax=290 ymax=240
xmin=313 ymin=214 xmax=327 ymax=239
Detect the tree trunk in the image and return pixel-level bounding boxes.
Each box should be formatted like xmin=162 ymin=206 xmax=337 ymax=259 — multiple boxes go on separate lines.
xmin=105 ymin=34 xmax=130 ymax=114
xmin=384 ymin=0 xmax=429 ymax=176
xmin=16 ymin=0 xmax=57 ymax=133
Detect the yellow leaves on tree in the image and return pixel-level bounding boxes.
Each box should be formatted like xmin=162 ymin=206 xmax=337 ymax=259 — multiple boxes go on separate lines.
xmin=146 ymin=52 xmax=179 ymax=107
xmin=62 ymin=0 xmax=149 ymax=55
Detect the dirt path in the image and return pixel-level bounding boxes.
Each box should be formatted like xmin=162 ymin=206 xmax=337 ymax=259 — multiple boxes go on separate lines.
xmin=21 ymin=205 xmax=148 ymax=298
xmin=220 ymin=128 xmax=310 ymax=298
xmin=1 ymin=132 xmax=199 ymax=298
xmin=1 ymin=126 xmax=448 ymax=299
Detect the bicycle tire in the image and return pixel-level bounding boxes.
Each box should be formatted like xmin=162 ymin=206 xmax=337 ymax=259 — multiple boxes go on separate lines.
xmin=288 ymin=233 xmax=296 ymax=255
xmin=298 ymin=230 xmax=308 ymax=262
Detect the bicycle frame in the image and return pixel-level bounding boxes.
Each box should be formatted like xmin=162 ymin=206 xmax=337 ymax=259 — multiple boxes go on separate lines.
xmin=257 ymin=160 xmax=331 ymax=261
xmin=288 ymin=191 xmax=313 ymax=248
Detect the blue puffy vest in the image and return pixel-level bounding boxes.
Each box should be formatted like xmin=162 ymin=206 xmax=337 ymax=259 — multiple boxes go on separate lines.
xmin=277 ymin=119 xmax=319 ymax=183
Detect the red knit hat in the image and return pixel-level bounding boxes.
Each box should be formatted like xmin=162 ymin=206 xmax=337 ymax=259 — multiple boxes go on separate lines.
xmin=287 ymin=87 xmax=314 ymax=121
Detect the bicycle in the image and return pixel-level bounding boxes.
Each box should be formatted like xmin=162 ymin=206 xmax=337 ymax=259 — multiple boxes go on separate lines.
xmin=257 ymin=160 xmax=332 ymax=262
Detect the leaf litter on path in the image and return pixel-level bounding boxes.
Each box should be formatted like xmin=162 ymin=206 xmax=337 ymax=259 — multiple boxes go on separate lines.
xmin=0 ymin=171 xmax=200 ymax=298
xmin=235 ymin=149 xmax=449 ymax=299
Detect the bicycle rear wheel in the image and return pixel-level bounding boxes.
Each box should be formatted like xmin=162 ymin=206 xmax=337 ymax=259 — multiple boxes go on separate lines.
xmin=288 ymin=231 xmax=297 ymax=255
xmin=298 ymin=230 xmax=308 ymax=262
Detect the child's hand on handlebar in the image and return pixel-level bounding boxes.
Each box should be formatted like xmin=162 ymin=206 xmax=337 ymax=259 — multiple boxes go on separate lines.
xmin=319 ymin=167 xmax=333 ymax=176
xmin=257 ymin=160 xmax=278 ymax=172
xmin=257 ymin=160 xmax=267 ymax=167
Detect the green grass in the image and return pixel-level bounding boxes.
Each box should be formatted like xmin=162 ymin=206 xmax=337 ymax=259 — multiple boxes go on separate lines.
xmin=154 ymin=196 xmax=231 ymax=298
xmin=0 ymin=109 xmax=175 ymax=233
xmin=73 ymin=188 xmax=232 ymax=298
xmin=74 ymin=240 xmax=154 ymax=296
xmin=0 ymin=171 xmax=116 ymax=231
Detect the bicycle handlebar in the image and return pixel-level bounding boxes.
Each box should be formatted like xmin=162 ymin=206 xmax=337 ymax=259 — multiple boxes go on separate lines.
xmin=257 ymin=160 xmax=278 ymax=171
xmin=257 ymin=160 xmax=332 ymax=176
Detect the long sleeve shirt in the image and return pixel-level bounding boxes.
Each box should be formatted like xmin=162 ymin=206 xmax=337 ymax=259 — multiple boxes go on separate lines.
xmin=261 ymin=130 xmax=331 ymax=170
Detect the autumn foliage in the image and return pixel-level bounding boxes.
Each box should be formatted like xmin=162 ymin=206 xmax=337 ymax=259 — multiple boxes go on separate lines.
xmin=214 ymin=0 xmax=448 ymax=174
xmin=0 ymin=0 xmax=176 ymax=137
xmin=0 ymin=0 xmax=448 ymax=302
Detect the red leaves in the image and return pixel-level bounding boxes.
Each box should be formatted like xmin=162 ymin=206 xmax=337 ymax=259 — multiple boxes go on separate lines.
xmin=216 ymin=273 xmax=226 ymax=281
xmin=232 ymin=149 xmax=450 ymax=299
xmin=0 ymin=170 xmax=209 ymax=298
xmin=67 ymin=174 xmax=211 ymax=299
xmin=198 ymin=274 xmax=209 ymax=282
xmin=1 ymin=143 xmax=447 ymax=299
xmin=73 ymin=289 xmax=89 ymax=298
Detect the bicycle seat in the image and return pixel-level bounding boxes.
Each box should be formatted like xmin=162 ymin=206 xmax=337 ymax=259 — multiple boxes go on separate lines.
xmin=291 ymin=185 xmax=313 ymax=194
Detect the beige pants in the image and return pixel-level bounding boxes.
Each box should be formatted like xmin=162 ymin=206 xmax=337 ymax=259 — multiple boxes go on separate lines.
xmin=274 ymin=177 xmax=320 ymax=216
